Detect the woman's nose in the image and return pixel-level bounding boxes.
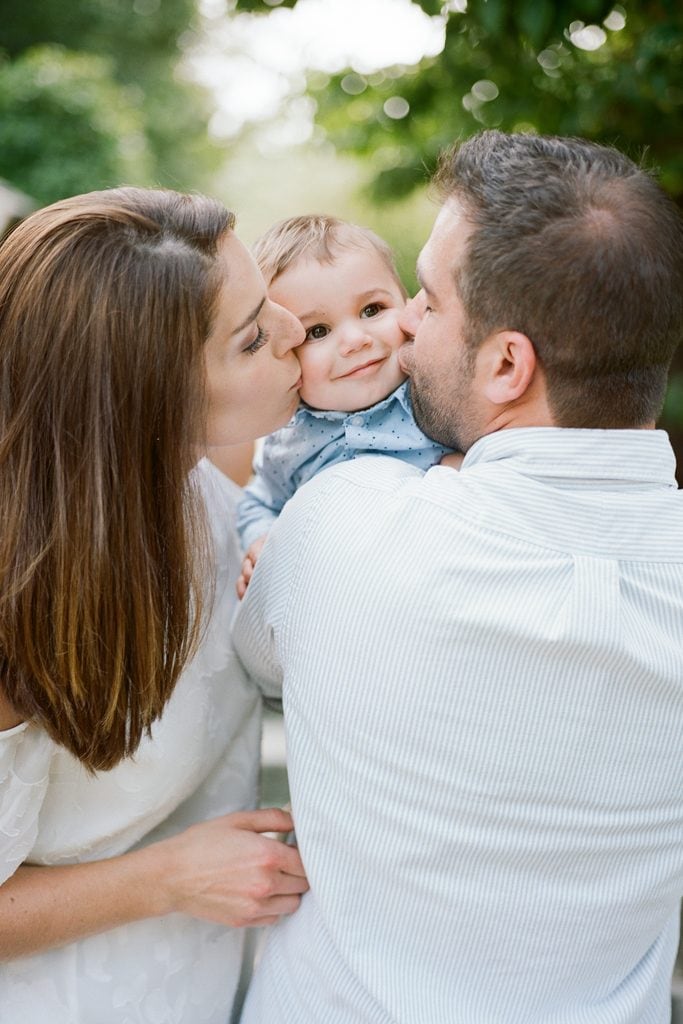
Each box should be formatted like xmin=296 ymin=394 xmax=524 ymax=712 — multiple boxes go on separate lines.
xmin=273 ymin=304 xmax=305 ymax=356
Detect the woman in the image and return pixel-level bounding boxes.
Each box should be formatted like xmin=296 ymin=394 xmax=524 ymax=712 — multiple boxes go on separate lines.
xmin=0 ymin=187 xmax=306 ymax=1022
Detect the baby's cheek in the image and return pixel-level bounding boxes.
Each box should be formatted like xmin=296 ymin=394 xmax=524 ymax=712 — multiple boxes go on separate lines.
xmin=297 ymin=349 xmax=327 ymax=404
xmin=297 ymin=348 xmax=322 ymax=384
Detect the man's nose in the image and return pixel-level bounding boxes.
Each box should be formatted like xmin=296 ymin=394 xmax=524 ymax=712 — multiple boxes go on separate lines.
xmin=398 ymin=293 xmax=424 ymax=338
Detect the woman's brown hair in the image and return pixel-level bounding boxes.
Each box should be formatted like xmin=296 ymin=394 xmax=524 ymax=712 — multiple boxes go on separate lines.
xmin=0 ymin=186 xmax=235 ymax=770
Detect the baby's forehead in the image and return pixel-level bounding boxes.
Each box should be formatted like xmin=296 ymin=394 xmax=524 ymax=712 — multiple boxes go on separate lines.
xmin=294 ymin=232 xmax=384 ymax=269
xmin=277 ymin=237 xmax=405 ymax=298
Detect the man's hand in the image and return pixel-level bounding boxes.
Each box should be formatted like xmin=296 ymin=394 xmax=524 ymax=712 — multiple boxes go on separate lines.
xmin=236 ymin=535 xmax=267 ymax=599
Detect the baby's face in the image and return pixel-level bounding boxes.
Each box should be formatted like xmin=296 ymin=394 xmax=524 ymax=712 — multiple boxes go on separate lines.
xmin=268 ymin=246 xmax=407 ymax=412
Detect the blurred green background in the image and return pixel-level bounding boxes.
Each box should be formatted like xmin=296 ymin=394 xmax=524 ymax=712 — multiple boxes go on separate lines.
xmin=1 ymin=0 xmax=681 ymax=470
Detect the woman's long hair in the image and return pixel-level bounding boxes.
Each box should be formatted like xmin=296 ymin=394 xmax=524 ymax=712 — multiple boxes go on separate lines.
xmin=0 ymin=187 xmax=234 ymax=770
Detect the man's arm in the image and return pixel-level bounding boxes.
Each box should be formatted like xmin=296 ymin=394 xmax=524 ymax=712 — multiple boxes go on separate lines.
xmin=233 ymin=474 xmax=326 ymax=697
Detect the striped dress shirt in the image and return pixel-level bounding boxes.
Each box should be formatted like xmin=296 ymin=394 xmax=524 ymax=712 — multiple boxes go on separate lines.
xmin=233 ymin=427 xmax=683 ymax=1024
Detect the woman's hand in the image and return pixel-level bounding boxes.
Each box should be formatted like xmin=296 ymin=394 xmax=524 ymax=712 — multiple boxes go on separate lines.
xmin=0 ymin=807 xmax=307 ymax=960
xmin=155 ymin=807 xmax=308 ymax=928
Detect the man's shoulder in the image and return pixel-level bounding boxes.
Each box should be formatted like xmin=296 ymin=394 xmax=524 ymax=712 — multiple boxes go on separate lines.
xmin=275 ymin=454 xmax=424 ymax=532
xmin=305 ymin=452 xmax=424 ymax=494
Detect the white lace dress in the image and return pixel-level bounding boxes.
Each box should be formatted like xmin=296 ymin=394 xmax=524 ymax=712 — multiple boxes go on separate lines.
xmin=0 ymin=460 xmax=261 ymax=1024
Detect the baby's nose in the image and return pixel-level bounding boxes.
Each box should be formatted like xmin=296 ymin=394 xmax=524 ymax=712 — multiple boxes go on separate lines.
xmin=339 ymin=322 xmax=372 ymax=354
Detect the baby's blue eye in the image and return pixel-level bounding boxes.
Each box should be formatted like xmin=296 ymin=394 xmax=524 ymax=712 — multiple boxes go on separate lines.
xmin=305 ymin=324 xmax=329 ymax=342
xmin=361 ymin=303 xmax=383 ymax=318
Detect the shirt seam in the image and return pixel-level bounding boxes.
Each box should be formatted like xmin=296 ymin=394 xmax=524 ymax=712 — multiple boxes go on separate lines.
xmin=420 ymin=491 xmax=683 ymax=563
xmin=320 ymin=467 xmax=683 ymax=564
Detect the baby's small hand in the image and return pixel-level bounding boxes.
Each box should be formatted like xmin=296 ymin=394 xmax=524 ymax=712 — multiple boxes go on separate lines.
xmin=236 ymin=536 xmax=267 ymax=599
xmin=440 ymin=452 xmax=465 ymax=471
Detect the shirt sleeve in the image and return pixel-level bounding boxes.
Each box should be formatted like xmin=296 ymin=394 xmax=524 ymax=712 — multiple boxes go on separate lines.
xmin=232 ymin=470 xmax=329 ymax=698
xmin=235 ymin=436 xmax=297 ymax=551
xmin=0 ymin=724 xmax=52 ymax=883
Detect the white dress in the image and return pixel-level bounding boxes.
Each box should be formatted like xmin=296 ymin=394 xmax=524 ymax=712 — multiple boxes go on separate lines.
xmin=0 ymin=460 xmax=261 ymax=1024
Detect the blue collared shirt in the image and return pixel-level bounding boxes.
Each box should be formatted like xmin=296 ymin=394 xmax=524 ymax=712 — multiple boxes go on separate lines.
xmin=236 ymin=381 xmax=449 ymax=549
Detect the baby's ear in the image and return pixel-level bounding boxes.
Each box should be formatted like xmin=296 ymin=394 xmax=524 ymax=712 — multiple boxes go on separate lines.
xmin=480 ymin=331 xmax=536 ymax=406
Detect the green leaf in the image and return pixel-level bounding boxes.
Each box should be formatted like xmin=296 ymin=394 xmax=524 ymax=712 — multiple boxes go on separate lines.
xmin=409 ymin=0 xmax=443 ymax=15
xmin=233 ymin=0 xmax=298 ymax=11
xmin=473 ymin=0 xmax=508 ymax=37
xmin=516 ymin=0 xmax=554 ymax=48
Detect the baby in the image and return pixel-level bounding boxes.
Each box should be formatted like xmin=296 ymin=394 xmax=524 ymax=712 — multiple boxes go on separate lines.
xmin=236 ymin=214 xmax=451 ymax=595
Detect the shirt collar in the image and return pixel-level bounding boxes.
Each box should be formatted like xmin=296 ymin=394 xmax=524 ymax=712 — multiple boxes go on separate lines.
xmin=294 ymin=380 xmax=412 ymax=423
xmin=463 ymin=427 xmax=678 ymax=490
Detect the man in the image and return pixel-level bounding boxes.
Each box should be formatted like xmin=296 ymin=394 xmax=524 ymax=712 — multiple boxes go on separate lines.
xmin=233 ymin=131 xmax=683 ymax=1023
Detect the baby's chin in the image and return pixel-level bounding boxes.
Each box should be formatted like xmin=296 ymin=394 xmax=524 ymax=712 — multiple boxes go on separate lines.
xmin=302 ymin=371 xmax=408 ymax=414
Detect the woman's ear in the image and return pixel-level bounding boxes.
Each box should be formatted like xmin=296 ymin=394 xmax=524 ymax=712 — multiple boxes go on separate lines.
xmin=479 ymin=331 xmax=537 ymax=406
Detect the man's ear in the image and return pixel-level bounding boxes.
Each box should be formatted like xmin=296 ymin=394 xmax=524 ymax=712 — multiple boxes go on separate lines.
xmin=479 ymin=331 xmax=537 ymax=406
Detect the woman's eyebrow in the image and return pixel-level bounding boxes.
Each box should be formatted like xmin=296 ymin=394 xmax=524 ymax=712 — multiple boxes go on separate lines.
xmin=231 ymin=296 xmax=266 ymax=336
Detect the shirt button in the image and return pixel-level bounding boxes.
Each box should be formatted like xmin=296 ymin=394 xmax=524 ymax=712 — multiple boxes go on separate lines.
xmin=349 ymin=415 xmax=364 ymax=427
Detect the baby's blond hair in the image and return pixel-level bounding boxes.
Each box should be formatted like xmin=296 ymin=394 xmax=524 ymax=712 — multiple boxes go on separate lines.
xmin=253 ymin=214 xmax=407 ymax=298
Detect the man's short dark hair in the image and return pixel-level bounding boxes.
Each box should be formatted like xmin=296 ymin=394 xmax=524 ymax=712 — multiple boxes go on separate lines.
xmin=434 ymin=131 xmax=683 ymax=427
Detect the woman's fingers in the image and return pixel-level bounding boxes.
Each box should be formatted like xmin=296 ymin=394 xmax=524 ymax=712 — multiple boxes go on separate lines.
xmin=252 ymin=894 xmax=303 ymax=922
xmin=210 ymin=850 xmax=306 ymax=928
xmin=231 ymin=807 xmax=295 ymax=835
xmin=157 ymin=808 xmax=308 ymax=928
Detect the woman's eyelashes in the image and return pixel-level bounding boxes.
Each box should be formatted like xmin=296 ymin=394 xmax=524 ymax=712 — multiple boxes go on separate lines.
xmin=245 ymin=326 xmax=268 ymax=355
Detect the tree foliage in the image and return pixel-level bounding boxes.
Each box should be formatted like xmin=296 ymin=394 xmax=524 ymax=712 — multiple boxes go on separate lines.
xmin=238 ymin=0 xmax=682 ymax=204
xmin=0 ymin=47 xmax=152 ymax=205
xmin=0 ymin=0 xmax=218 ymax=202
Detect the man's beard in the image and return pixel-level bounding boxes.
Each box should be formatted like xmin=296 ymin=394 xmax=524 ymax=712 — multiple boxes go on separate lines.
xmin=409 ymin=354 xmax=477 ymax=454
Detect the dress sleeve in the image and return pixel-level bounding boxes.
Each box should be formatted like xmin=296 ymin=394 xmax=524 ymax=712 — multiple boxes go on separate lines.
xmin=0 ymin=724 xmax=52 ymax=884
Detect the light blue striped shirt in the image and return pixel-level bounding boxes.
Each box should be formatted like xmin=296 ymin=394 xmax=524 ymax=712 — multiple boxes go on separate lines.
xmin=233 ymin=428 xmax=683 ymax=1024
xmin=236 ymin=381 xmax=448 ymax=550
